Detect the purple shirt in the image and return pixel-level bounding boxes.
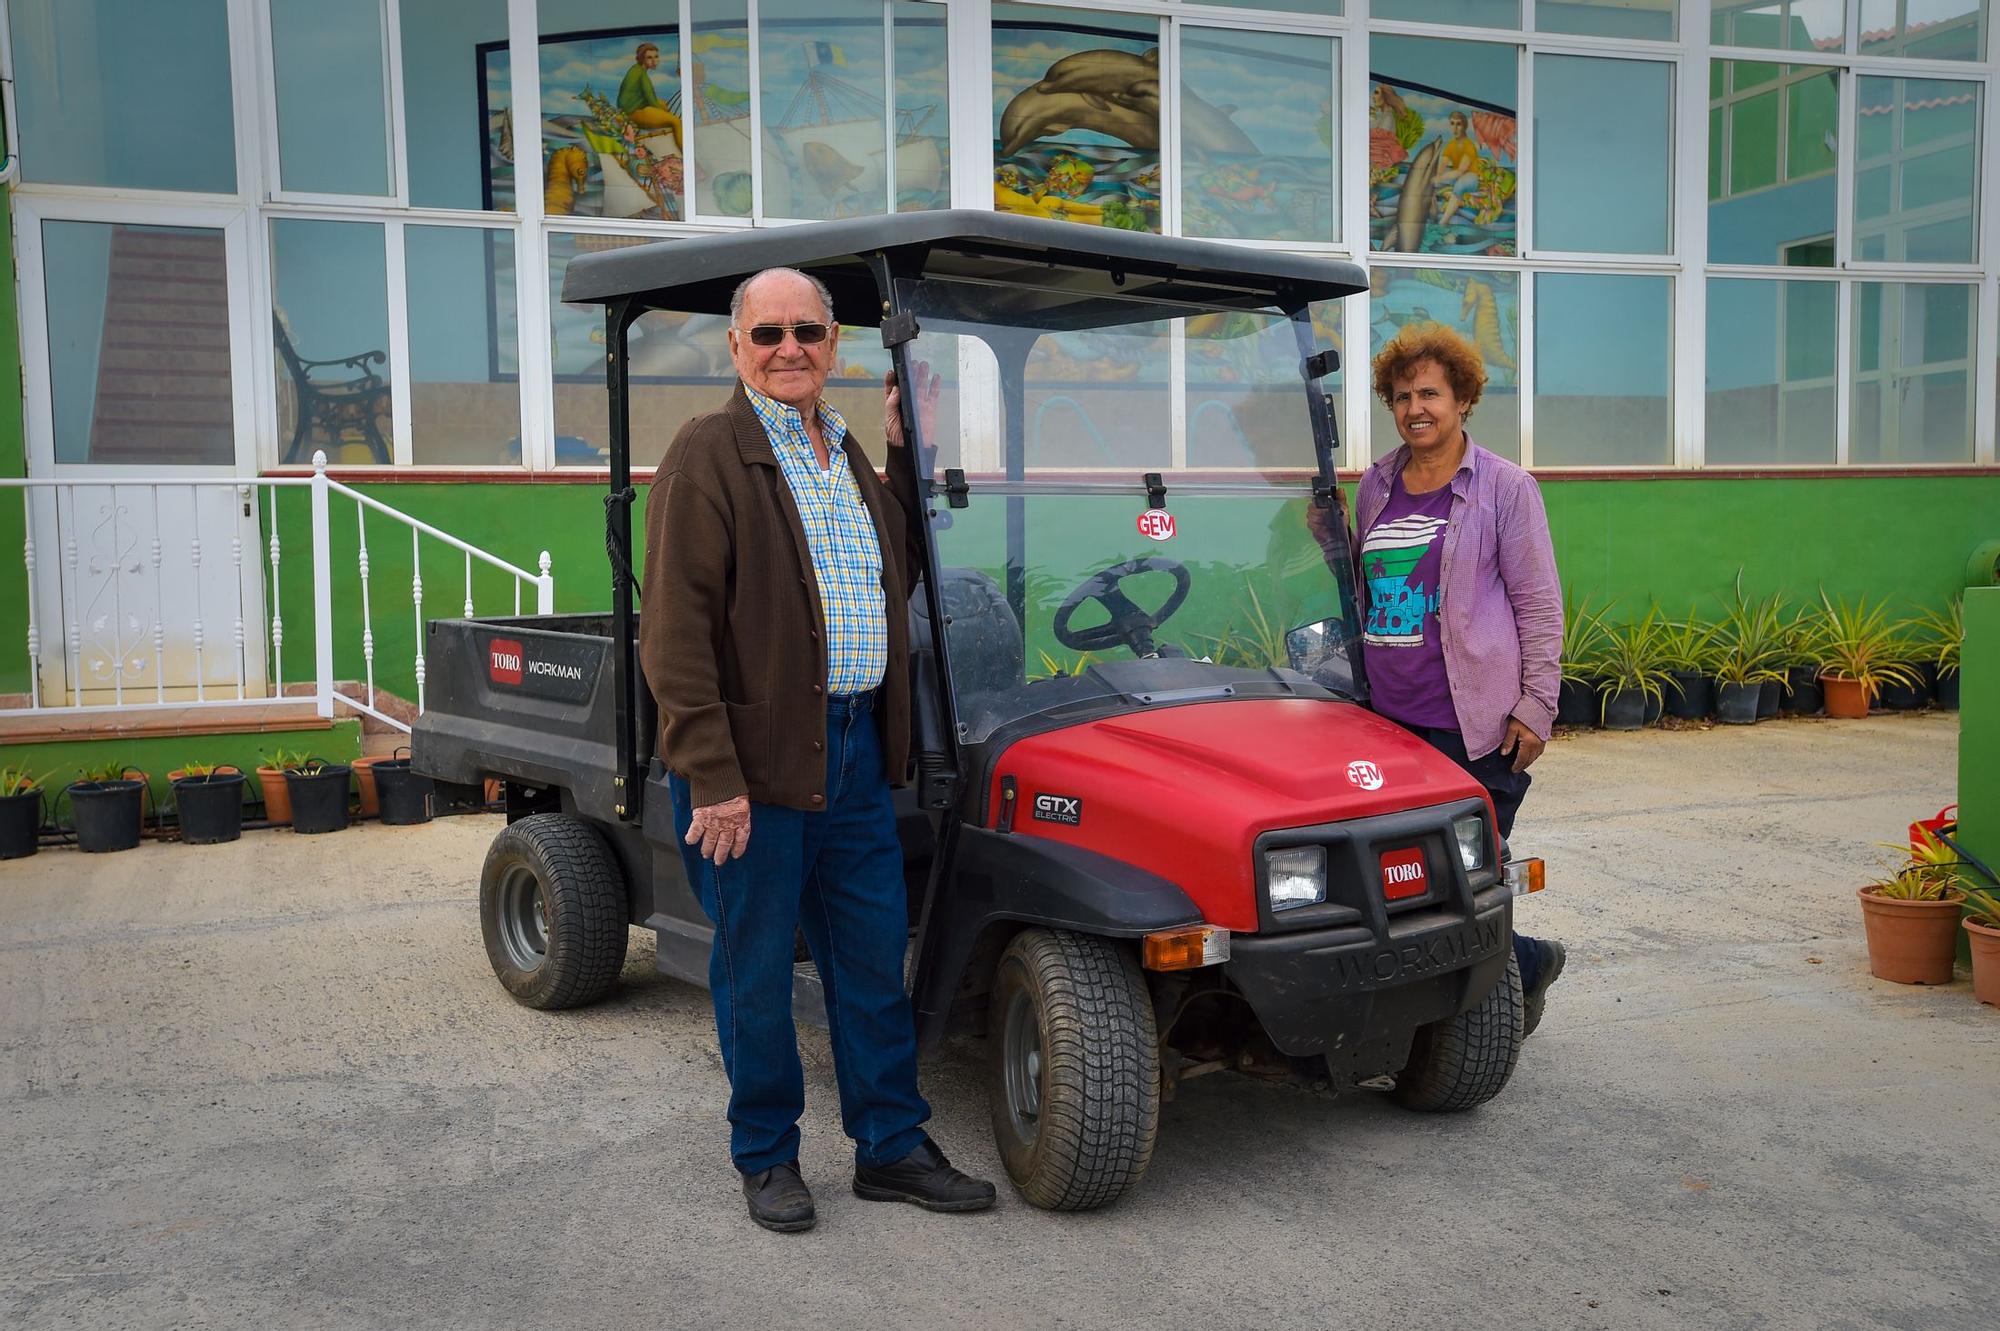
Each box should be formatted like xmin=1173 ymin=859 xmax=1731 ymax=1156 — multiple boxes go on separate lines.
xmin=1361 ymin=474 xmax=1458 ymax=729
xmin=1353 ymin=438 xmax=1564 ymax=761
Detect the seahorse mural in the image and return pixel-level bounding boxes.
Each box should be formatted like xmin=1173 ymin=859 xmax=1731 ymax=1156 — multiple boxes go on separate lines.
xmin=1460 ymin=277 xmax=1516 ymax=374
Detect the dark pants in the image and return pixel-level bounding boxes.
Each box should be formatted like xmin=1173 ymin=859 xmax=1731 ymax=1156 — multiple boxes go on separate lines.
xmin=668 ymin=690 xmax=931 ymax=1175
xmin=1399 ymin=723 xmax=1545 ymax=991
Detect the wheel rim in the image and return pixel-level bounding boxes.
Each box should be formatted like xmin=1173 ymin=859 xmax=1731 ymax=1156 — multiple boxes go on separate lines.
xmin=498 ymin=863 xmax=549 ymax=972
xmin=1001 ymin=986 xmax=1044 ymax=1146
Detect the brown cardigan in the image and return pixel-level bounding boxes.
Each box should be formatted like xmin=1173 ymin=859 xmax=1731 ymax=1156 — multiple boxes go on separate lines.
xmin=639 ymin=383 xmax=922 ymax=811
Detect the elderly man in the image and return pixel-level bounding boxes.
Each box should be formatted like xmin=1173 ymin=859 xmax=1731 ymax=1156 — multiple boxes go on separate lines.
xmin=639 ymin=267 xmax=994 ymax=1232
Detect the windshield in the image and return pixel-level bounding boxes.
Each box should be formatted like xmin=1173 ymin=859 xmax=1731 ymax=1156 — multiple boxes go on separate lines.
xmin=900 ymin=277 xmax=1362 ymax=743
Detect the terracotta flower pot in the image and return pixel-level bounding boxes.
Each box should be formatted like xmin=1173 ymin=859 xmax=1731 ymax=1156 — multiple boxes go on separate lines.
xmin=1822 ymin=675 xmax=1871 ymax=719
xmin=256 ymin=767 xmax=292 ymax=826
xmin=352 ymin=756 xmax=384 ymax=818
xmin=1967 ymin=919 xmax=2000 ymax=1007
xmin=1857 ymin=887 xmax=1963 ymax=984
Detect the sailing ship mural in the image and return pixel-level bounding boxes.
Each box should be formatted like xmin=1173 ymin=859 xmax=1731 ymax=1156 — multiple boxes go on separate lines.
xmin=761 ymin=37 xmax=947 ymax=219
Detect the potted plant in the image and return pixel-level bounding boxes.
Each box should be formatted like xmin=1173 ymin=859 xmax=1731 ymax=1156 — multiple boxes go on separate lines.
xmin=256 ymin=746 xmax=309 ymax=826
xmin=170 ymin=762 xmax=248 ymax=845
xmin=1955 ymin=871 xmax=2000 ymax=1008
xmin=1 ymin=765 xmax=49 ymax=860
xmin=1878 ymin=614 xmax=1934 ymax=711
xmin=1654 ymin=607 xmax=1720 ymax=721
xmin=1594 ymin=612 xmax=1667 ymax=731
xmin=1814 ymin=592 xmax=1922 ymax=719
xmin=369 ymin=746 xmax=436 ymax=826
xmin=62 ymin=759 xmax=150 ymax=854
xmin=1777 ymin=604 xmax=1826 ymax=716
xmin=1557 ymin=591 xmax=1610 ymax=726
xmin=1856 ymin=828 xmax=1964 ymax=985
xmin=1718 ymin=578 xmax=1789 ymax=721
xmin=281 ymin=754 xmax=354 ymax=835
xmin=1907 ymin=599 xmax=1962 ymax=712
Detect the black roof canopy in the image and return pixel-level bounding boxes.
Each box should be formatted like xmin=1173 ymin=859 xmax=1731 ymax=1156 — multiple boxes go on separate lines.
xmin=560 ymin=210 xmax=1367 ymax=333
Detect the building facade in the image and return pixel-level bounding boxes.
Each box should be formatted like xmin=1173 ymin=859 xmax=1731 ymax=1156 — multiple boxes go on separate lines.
xmin=2 ymin=0 xmax=1997 ymax=704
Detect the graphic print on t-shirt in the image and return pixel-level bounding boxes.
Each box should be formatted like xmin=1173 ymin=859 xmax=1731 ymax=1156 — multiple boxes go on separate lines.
xmin=1362 ymin=515 xmax=1448 ymax=646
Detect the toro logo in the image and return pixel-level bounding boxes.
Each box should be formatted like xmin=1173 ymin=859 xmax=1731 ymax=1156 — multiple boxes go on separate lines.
xmin=489 ymin=638 xmax=524 ymax=686
xmin=1135 ymin=509 xmax=1177 ymax=542
xmin=1379 ymin=846 xmax=1429 ymax=901
xmin=1346 ymin=760 xmax=1384 ymax=791
xmin=1031 ymin=792 xmax=1083 ymax=826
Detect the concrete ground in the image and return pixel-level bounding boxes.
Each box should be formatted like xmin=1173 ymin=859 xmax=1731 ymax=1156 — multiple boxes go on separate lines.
xmin=2 ymin=712 xmax=1994 ymax=1331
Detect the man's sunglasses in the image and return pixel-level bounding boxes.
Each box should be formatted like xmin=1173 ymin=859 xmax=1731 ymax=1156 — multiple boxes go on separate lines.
xmin=738 ymin=322 xmax=831 ymax=347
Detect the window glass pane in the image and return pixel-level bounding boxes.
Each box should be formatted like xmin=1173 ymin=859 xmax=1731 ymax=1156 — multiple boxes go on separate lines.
xmin=1708 ymin=62 xmax=1839 ymax=266
xmin=1704 ymin=278 xmax=1835 ymax=464
xmin=1368 ymin=36 xmax=1518 ymax=257
xmin=1533 ymin=55 xmax=1670 ymax=254
xmin=1532 ymin=273 xmax=1672 ymax=466
xmin=1710 ymin=1 xmax=1844 ymax=53
xmin=538 ymin=2 xmax=686 ymax=221
xmin=1850 ymin=283 xmax=1976 ymax=463
xmin=269 ymin=220 xmax=394 ymax=466
xmin=1369 ymin=268 xmax=1521 ymax=462
xmin=271 ymin=0 xmax=391 ymax=196
xmin=761 ymin=0 xmax=889 ymax=220
xmin=1197 ymin=0 xmax=1341 ymax=14
xmin=1538 ymin=1 xmax=1676 ymax=39
xmin=42 ymin=223 xmax=234 ymax=466
xmin=1186 ymin=310 xmax=1342 ymax=469
xmin=9 ymin=0 xmax=236 ymax=192
xmin=402 ymin=0 xmax=511 ymax=211
xmin=993 ymin=5 xmax=1161 ymax=232
xmin=691 ymin=0 xmax=753 ymax=217
xmin=1181 ymin=29 xmax=1337 ymax=243
xmin=406 ymin=228 xmax=520 ymax=466
xmin=894 ymin=3 xmax=951 ymax=212
xmin=1853 ymin=78 xmax=1981 ymax=264
xmin=1859 ymin=0 xmax=1986 ymax=59
xmin=1373 ymin=0 xmax=1520 ymax=28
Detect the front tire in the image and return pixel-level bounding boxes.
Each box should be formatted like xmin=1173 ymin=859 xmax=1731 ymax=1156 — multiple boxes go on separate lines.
xmin=1393 ymin=950 xmax=1524 ymax=1112
xmin=480 ymin=814 xmax=628 ymax=1009
xmin=988 ymin=928 xmax=1159 ymax=1210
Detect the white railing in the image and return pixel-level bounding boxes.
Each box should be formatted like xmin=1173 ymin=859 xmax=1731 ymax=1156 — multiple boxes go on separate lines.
xmin=3 ymin=451 xmax=554 ymax=733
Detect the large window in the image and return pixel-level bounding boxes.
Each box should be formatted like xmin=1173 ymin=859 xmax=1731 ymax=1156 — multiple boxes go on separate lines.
xmin=1534 ymin=274 xmax=1675 ymax=467
xmin=270 ymin=0 xmax=393 ymax=197
xmin=406 ymin=227 xmax=520 ymax=466
xmin=402 ymin=0 xmax=512 ymax=212
xmin=1180 ymin=27 xmax=1339 ymax=243
xmin=1534 ymin=54 xmax=1673 ymax=255
xmin=1705 ymin=276 xmax=1837 ymax=464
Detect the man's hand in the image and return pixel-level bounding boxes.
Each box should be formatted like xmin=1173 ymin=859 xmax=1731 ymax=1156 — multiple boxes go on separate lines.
xmin=884 ymin=361 xmax=940 ymax=451
xmin=1499 ymin=717 xmax=1545 ymax=774
xmin=686 ymin=795 xmax=752 ymax=865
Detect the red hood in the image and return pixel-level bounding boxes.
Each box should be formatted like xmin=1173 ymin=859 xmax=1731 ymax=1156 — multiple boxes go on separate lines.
xmin=986 ymin=698 xmax=1489 ymax=932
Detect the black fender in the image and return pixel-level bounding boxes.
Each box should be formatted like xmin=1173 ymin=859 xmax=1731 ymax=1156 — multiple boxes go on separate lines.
xmin=911 ymin=825 xmax=1202 ymax=1048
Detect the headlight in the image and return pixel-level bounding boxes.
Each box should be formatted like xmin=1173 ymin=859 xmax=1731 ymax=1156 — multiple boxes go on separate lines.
xmin=1265 ymin=846 xmax=1327 ymax=911
xmin=1452 ymin=814 xmax=1488 ymax=871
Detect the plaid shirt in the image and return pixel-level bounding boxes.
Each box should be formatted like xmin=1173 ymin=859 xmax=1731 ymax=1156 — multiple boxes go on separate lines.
xmin=745 ymin=385 xmax=886 ymax=696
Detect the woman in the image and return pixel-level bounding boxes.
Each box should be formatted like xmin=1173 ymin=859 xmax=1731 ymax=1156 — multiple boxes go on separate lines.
xmin=1358 ymin=323 xmax=1566 ymax=1033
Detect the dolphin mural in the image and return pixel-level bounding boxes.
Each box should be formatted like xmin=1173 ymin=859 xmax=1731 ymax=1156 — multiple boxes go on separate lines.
xmin=997 ymin=47 xmax=1257 ymax=158
xmin=1380 ymin=138 xmax=1441 ymax=253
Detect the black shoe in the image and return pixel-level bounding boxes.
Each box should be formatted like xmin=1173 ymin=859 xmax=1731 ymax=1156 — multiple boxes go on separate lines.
xmin=853 ymin=1140 xmax=996 ymax=1213
xmin=1523 ymin=939 xmax=1567 ymax=1038
xmin=742 ymin=1161 xmax=815 ymax=1233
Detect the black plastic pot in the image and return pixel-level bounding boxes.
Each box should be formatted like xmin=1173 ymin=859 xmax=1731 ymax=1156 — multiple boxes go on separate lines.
xmin=1600 ymin=686 xmax=1647 ymax=731
xmin=67 ymin=779 xmax=145 ymax=853
xmin=284 ymin=765 xmax=353 ymax=835
xmin=1781 ymin=665 xmax=1823 ymax=716
xmin=173 ymin=772 xmax=246 ymax=845
xmin=1664 ymin=670 xmax=1710 ymax=721
xmin=372 ymin=759 xmax=434 ymax=826
xmin=1714 ymin=681 xmax=1761 ymax=725
xmin=0 ymin=790 xmax=42 ymax=859
xmin=1558 ymin=677 xmax=1600 ymax=726
xmin=1877 ymin=671 xmax=1929 ymax=711
xmin=1757 ymin=679 xmax=1781 ymax=720
xmin=1935 ymin=669 xmax=1960 ymax=711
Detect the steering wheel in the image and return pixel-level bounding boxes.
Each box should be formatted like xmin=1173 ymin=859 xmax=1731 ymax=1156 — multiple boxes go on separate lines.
xmin=1052 ymin=557 xmax=1192 ymax=657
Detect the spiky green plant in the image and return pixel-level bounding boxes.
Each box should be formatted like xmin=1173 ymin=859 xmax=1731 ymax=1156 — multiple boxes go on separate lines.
xmin=1653 ymin=606 xmax=1724 ymax=676
xmin=1 ymin=765 xmax=50 ymax=798
xmin=1594 ymin=610 xmax=1670 ymax=720
xmin=75 ymin=759 xmax=138 ymax=785
xmin=1560 ymin=590 xmax=1612 ymax=684
xmin=1867 ymin=827 xmax=1965 ymax=902
xmin=1906 ymin=598 xmax=1963 ymax=679
xmin=1812 ymin=591 xmax=1923 ymax=694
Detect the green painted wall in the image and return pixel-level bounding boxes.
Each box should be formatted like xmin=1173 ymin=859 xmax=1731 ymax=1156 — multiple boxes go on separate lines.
xmin=3 ymin=720 xmax=360 ymax=822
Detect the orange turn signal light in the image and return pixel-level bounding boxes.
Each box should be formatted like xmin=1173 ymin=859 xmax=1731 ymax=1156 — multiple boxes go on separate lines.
xmin=1503 ymin=857 xmax=1546 ymax=895
xmin=1143 ymin=926 xmax=1231 ymax=971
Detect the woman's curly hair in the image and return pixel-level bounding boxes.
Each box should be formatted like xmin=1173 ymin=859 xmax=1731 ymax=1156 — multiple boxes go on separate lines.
xmin=1370 ymin=322 xmax=1487 ymax=420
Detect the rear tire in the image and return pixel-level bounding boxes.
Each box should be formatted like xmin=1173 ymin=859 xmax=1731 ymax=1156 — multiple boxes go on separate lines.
xmin=480 ymin=814 xmax=628 ymax=1009
xmin=987 ymin=928 xmax=1159 ymax=1211
xmin=1393 ymin=951 xmax=1524 ymax=1113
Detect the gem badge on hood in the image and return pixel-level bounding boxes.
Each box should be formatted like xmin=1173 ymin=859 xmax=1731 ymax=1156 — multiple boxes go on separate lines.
xmin=1346 ymin=760 xmax=1384 ymax=790
xmin=1136 ymin=509 xmax=1176 ymax=541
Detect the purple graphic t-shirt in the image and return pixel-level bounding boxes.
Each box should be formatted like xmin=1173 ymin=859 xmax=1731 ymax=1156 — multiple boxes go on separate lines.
xmin=1360 ymin=474 xmax=1458 ymax=730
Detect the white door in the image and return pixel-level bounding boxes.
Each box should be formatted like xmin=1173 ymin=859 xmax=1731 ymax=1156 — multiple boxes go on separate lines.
xmin=18 ymin=199 xmax=267 ymax=707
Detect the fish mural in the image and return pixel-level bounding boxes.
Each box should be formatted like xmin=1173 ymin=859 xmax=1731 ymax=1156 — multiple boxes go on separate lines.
xmin=1366 ymin=75 xmax=1517 ymax=257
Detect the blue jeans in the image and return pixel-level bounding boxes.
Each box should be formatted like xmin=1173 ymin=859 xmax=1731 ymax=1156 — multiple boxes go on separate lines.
xmin=667 ymin=690 xmax=932 ymax=1175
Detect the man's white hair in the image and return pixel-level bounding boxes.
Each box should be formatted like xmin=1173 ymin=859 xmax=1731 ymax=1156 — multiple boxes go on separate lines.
xmin=729 ymin=267 xmax=835 ymax=327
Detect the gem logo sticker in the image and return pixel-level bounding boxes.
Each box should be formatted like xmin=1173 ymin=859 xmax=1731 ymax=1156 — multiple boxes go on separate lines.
xmin=1135 ymin=509 xmax=1177 ymax=542
xmin=1346 ymin=760 xmax=1384 ymax=790
xmin=1031 ymin=792 xmax=1083 ymax=826
xmin=489 ymin=638 xmax=524 ymax=686
xmin=1379 ymin=846 xmax=1429 ymax=901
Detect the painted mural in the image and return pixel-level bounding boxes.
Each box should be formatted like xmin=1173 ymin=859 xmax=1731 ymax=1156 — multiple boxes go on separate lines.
xmin=992 ymin=20 xmax=1163 ymax=231
xmin=1367 ymin=78 xmax=1517 ymax=256
xmin=1179 ymin=34 xmax=1336 ymax=243
xmin=759 ymin=31 xmax=948 ymax=219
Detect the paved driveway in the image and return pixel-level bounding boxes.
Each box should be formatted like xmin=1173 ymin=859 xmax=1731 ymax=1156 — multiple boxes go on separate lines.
xmin=2 ymin=713 xmax=1993 ymax=1330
